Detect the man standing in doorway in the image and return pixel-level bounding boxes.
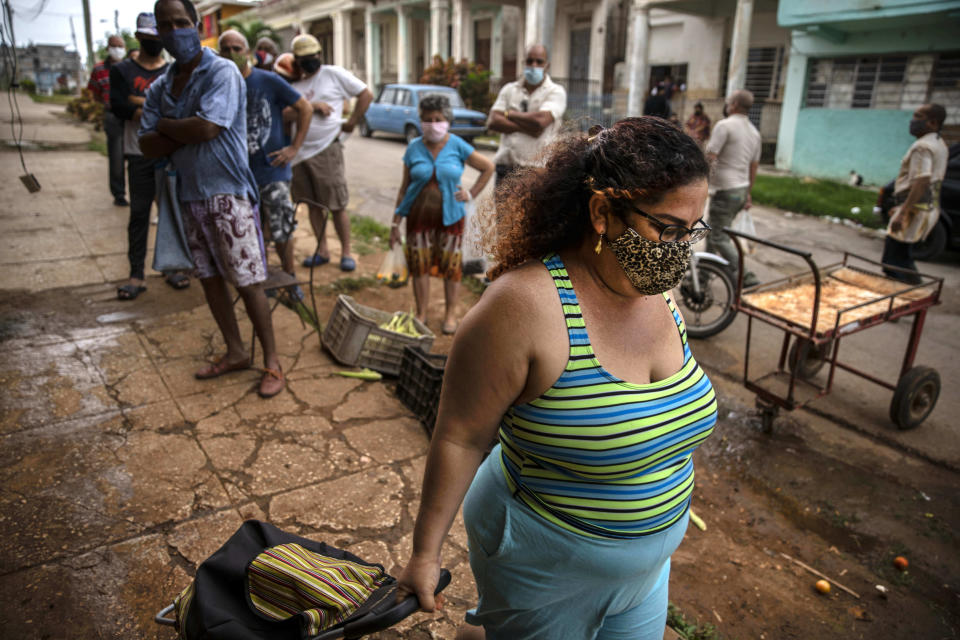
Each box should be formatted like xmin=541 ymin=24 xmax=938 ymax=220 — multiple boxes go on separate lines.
xmin=487 ymin=44 xmax=567 ymax=185
xmin=289 ymin=34 xmax=373 ymax=272
xmin=881 ymin=104 xmax=949 ymax=284
xmin=111 ymin=12 xmax=189 ymax=300
xmin=219 ymin=30 xmax=313 ymax=295
xmin=705 ymin=89 xmax=762 ymax=287
xmin=89 ymin=34 xmax=128 ymax=206
xmin=140 ymin=0 xmax=284 ymax=398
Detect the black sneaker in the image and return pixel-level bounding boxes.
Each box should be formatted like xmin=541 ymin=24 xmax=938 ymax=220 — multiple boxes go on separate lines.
xmin=114 ymin=196 xmax=129 ymax=207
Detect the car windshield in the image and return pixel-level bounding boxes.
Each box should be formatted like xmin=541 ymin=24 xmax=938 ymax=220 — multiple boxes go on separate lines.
xmin=418 ymin=90 xmax=465 ymax=108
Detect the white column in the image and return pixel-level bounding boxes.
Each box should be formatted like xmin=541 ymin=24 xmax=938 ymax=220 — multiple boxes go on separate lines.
xmin=430 ymin=0 xmax=449 ymax=59
xmin=726 ymin=0 xmax=754 ymax=96
xmin=524 ymin=0 xmax=538 ymax=51
xmin=397 ymin=6 xmax=410 ymax=82
xmin=539 ymin=0 xmax=556 ymax=56
xmin=588 ymin=0 xmax=610 ymax=110
xmin=365 ymin=8 xmax=381 ymax=88
xmin=625 ymin=2 xmax=649 ymax=116
xmin=516 ymin=6 xmax=526 ymax=77
xmin=333 ymin=11 xmax=349 ymax=69
xmin=491 ymin=8 xmax=504 ymax=78
xmin=451 ymin=0 xmax=465 ymax=60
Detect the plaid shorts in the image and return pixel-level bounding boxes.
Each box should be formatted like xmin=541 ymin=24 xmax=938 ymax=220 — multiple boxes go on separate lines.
xmin=259 ymin=181 xmax=297 ymax=243
xmin=182 ymin=194 xmax=267 ymax=288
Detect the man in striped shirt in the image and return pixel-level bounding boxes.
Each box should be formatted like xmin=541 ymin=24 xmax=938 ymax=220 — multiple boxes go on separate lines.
xmin=87 ymin=35 xmax=128 ymax=206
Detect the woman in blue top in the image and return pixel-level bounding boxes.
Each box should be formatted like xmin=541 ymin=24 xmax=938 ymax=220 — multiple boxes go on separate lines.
xmin=390 ymin=95 xmax=494 ymax=334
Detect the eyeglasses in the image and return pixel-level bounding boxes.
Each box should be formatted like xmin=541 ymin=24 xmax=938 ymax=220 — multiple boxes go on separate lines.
xmin=525 ymin=57 xmax=546 ymax=65
xmin=628 ymin=204 xmax=711 ymax=243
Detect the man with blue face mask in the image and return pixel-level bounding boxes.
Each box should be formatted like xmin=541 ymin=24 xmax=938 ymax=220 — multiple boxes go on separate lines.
xmin=138 ymin=0 xmax=285 ymax=399
xmin=487 ymin=44 xmax=567 ymax=186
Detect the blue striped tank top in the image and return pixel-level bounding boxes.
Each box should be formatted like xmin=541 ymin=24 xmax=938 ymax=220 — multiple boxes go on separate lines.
xmin=498 ymin=253 xmax=718 ymax=538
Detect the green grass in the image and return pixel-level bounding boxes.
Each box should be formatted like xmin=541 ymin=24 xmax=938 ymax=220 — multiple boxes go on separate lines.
xmin=27 ymin=92 xmax=76 ymax=105
xmin=87 ymin=135 xmax=108 ymax=156
xmin=320 ymin=276 xmax=381 ymax=296
xmin=751 ymin=174 xmax=882 ymax=228
xmin=667 ymin=603 xmax=724 ymax=640
xmin=349 ymin=214 xmax=389 ymax=255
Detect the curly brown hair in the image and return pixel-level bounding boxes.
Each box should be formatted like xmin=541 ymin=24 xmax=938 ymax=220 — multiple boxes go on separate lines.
xmin=484 ymin=116 xmax=708 ymax=278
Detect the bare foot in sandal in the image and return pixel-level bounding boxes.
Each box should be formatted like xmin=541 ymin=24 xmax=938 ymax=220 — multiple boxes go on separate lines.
xmin=195 ymin=355 xmax=252 ymax=380
xmin=258 ymin=366 xmax=285 ymax=398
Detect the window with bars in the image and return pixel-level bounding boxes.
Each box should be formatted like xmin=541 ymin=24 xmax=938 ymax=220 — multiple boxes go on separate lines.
xmin=804 ymin=52 xmax=958 ymax=123
xmin=721 ymin=46 xmax=786 ymax=102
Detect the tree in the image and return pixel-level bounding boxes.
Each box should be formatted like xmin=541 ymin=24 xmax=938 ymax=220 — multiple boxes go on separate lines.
xmin=420 ymin=56 xmax=494 ymax=112
xmin=220 ymin=19 xmax=281 ymax=48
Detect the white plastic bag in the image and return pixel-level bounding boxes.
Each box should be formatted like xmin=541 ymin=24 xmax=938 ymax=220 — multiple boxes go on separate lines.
xmin=731 ymin=208 xmax=757 ymax=255
xmin=461 ymin=200 xmax=486 ymax=270
xmin=377 ymin=244 xmax=408 ymax=288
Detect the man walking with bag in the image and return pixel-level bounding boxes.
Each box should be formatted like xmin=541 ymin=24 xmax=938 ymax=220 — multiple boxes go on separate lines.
xmin=881 ymin=104 xmax=948 ymax=284
xmin=705 ymin=89 xmax=761 ymax=287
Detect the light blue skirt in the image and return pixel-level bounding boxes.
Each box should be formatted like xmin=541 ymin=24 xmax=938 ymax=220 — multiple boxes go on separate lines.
xmin=463 ymin=445 xmax=690 ymax=640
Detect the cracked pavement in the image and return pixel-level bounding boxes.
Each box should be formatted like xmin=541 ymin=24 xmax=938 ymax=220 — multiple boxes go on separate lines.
xmin=0 ymin=98 xmax=474 ymax=639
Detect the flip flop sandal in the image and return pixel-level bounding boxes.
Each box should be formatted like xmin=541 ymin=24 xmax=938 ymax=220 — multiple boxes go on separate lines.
xmin=339 ymin=256 xmax=357 ymax=272
xmin=165 ymin=273 xmax=191 ymax=289
xmin=303 ymin=254 xmax=331 ymax=267
xmin=258 ymin=367 xmax=285 ymax=398
xmin=195 ymin=357 xmax=252 ymax=380
xmin=117 ymin=284 xmax=147 ymax=300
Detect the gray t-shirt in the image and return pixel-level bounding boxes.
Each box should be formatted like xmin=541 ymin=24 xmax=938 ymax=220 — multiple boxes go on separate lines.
xmin=705 ymin=114 xmax=761 ymax=192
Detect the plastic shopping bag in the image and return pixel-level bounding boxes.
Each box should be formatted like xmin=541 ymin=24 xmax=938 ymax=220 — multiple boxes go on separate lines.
xmin=152 ymin=166 xmax=196 ymax=273
xmin=377 ymin=244 xmax=408 ymax=288
xmin=731 ymin=208 xmax=757 ymax=255
xmin=462 ymin=199 xmax=488 ymax=275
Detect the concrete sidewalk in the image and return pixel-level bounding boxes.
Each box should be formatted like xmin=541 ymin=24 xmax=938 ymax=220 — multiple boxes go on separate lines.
xmin=0 ymin=103 xmax=476 ymax=639
xmin=0 ymin=94 xmax=91 ymax=148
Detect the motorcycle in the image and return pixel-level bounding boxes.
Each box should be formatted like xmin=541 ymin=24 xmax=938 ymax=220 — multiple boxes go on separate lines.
xmin=675 ymin=250 xmax=737 ymax=339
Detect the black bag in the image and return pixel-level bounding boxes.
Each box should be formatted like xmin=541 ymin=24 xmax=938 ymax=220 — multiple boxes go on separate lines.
xmin=166 ymin=520 xmax=450 ymax=640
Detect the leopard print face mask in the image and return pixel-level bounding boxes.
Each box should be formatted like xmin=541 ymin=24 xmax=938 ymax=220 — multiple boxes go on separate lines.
xmin=606 ymin=227 xmax=691 ymax=295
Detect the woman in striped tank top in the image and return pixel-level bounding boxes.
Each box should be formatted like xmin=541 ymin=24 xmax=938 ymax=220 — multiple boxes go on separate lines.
xmin=398 ymin=117 xmax=717 ymax=639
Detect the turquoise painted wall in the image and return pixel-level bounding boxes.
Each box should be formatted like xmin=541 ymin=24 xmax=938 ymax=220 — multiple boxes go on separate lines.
xmin=779 ymin=0 xmax=960 ymax=27
xmin=792 ymin=109 xmax=915 ymax=185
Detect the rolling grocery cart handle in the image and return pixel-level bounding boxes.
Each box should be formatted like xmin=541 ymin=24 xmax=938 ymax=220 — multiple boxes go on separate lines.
xmin=155 ymin=603 xmax=175 ymax=626
xmin=340 ymin=568 xmax=453 ymax=639
xmin=722 ymin=227 xmax=814 ymax=259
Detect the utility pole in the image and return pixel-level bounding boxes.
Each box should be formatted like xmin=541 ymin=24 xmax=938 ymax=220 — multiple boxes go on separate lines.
xmin=82 ymin=0 xmax=95 ymax=71
xmin=114 ymin=10 xmax=119 ymax=34
xmin=69 ymin=16 xmax=84 ymax=90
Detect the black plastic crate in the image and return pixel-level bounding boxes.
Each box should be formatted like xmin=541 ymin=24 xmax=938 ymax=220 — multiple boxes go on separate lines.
xmin=396 ymin=346 xmax=447 ymax=436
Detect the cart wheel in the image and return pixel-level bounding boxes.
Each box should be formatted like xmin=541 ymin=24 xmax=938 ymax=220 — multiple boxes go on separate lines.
xmin=788 ymin=339 xmax=832 ymax=380
xmin=889 ymin=366 xmax=940 ymax=430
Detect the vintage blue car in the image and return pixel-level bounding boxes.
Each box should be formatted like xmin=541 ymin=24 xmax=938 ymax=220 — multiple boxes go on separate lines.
xmin=359 ymin=83 xmax=488 ymax=144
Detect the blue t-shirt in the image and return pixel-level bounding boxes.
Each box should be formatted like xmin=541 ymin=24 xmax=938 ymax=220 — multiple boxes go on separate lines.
xmin=139 ymin=48 xmax=258 ymax=203
xmin=244 ymin=67 xmax=302 ymax=187
xmin=395 ymin=134 xmax=475 ymax=226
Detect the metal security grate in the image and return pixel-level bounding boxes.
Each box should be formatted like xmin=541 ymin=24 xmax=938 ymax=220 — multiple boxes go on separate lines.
xmin=804 ymin=52 xmax=957 ymax=123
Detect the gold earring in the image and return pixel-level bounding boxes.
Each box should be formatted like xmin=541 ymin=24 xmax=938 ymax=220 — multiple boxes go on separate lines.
xmin=594 ymin=234 xmax=604 ymax=255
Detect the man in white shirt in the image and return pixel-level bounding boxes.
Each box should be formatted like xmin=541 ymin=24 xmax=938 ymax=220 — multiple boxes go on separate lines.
xmin=487 ymin=44 xmax=567 ymax=184
xmin=705 ymin=89 xmax=762 ymax=286
xmin=882 ymin=103 xmax=949 ymax=284
xmin=289 ymin=34 xmax=373 ymax=271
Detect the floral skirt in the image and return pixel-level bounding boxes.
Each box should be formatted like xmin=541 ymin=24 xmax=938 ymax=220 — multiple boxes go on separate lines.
xmin=404 ymin=182 xmax=464 ymax=282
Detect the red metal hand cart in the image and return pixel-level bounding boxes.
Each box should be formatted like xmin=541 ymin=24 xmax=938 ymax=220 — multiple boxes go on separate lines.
xmin=724 ymin=228 xmax=944 ymax=432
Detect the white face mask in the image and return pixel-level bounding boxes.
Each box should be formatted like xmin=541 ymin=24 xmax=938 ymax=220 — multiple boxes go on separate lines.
xmin=108 ymin=46 xmax=125 ymax=61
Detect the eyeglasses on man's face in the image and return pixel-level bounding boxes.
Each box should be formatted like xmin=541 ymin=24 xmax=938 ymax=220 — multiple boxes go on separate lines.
xmin=627 ymin=204 xmax=711 ymax=243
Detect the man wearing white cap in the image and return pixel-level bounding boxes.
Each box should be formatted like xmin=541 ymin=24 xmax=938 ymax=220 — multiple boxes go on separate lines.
xmin=110 ymin=13 xmax=186 ymax=299
xmin=289 ymin=34 xmax=373 ymax=271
